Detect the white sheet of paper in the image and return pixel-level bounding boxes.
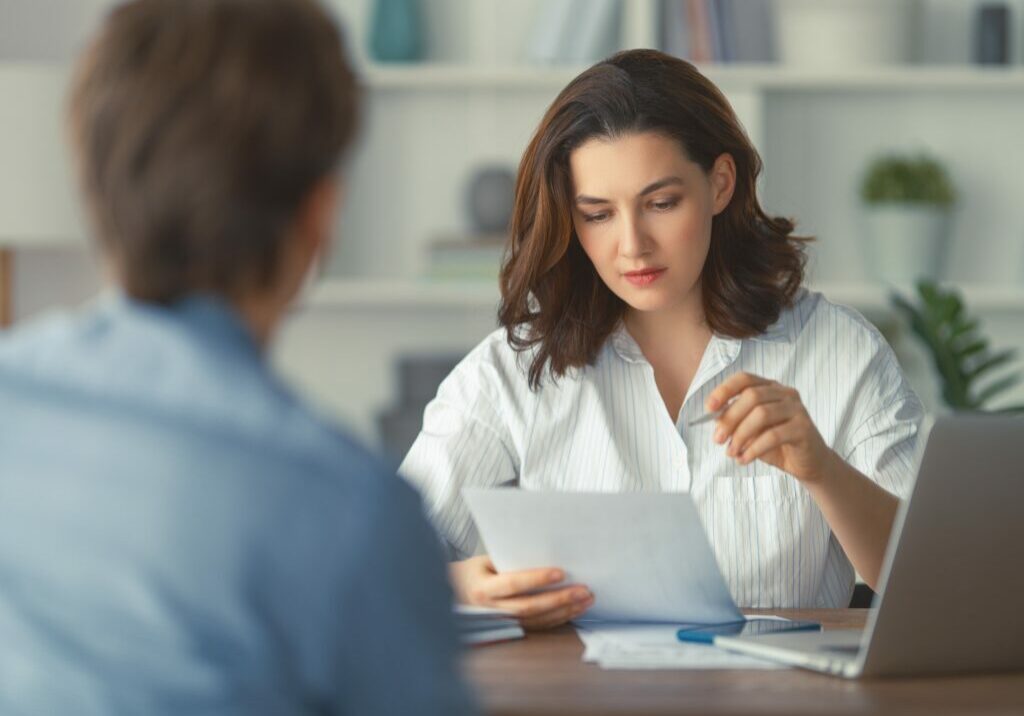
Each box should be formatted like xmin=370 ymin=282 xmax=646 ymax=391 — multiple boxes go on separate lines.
xmin=462 ymin=489 xmax=742 ymax=624
xmin=576 ymin=623 xmax=786 ymax=670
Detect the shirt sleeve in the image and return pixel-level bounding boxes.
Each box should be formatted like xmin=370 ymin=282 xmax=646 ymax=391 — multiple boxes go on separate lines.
xmin=253 ymin=442 xmax=477 ymax=716
xmin=400 ymin=352 xmax=520 ymax=560
xmin=839 ymin=337 xmax=925 ymax=500
xmin=331 ymin=475 xmax=478 ymax=716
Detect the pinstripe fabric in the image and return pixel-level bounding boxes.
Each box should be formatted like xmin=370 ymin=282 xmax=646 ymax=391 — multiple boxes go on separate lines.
xmin=400 ymin=289 xmax=924 ymax=608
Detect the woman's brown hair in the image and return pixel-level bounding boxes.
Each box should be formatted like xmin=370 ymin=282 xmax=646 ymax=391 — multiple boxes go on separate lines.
xmin=499 ymin=49 xmax=810 ymax=388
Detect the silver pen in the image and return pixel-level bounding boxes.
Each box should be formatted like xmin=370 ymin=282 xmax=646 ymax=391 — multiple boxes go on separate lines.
xmin=686 ymin=397 xmax=737 ymax=427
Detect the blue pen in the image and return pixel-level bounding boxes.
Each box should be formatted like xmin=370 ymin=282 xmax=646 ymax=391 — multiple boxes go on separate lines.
xmin=677 ymin=618 xmax=821 ymax=644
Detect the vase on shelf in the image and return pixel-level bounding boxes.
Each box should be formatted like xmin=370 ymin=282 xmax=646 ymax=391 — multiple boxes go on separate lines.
xmin=368 ymin=0 xmax=424 ymax=63
xmin=862 ymin=206 xmax=951 ymax=284
xmin=466 ymin=165 xmax=516 ymax=235
xmin=974 ymin=4 xmax=1011 ymax=65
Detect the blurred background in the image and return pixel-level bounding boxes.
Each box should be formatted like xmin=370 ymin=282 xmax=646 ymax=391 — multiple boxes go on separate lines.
xmin=2 ymin=0 xmax=1024 ymax=461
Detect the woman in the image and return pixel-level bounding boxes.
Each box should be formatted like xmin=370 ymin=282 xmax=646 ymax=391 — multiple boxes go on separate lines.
xmin=401 ymin=50 xmax=922 ymax=630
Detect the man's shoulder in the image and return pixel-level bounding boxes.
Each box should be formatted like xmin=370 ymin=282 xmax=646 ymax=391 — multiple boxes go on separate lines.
xmin=0 ymin=302 xmax=398 ymax=505
xmin=270 ymin=399 xmax=397 ymax=494
xmin=0 ymin=308 xmax=79 ymax=368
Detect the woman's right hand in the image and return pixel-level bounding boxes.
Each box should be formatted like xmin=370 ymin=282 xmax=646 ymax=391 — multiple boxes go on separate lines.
xmin=450 ymin=555 xmax=594 ymax=630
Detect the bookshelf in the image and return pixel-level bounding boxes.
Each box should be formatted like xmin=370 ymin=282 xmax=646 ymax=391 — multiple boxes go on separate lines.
xmin=328 ymin=0 xmax=1024 ymax=287
xmin=303 ymin=279 xmax=1024 ymax=316
xmin=363 ymin=64 xmax=1024 ymax=93
xmin=274 ymin=0 xmax=1024 ymax=444
xmin=3 ymin=1 xmax=1022 ymax=445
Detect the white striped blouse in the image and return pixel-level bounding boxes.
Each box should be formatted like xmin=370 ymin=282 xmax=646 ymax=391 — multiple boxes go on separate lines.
xmin=400 ymin=289 xmax=924 ymax=609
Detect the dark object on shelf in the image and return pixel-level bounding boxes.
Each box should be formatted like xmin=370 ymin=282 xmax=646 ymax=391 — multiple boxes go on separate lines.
xmin=377 ymin=353 xmax=465 ymax=459
xmin=377 ymin=408 xmax=429 ymax=463
xmin=396 ymin=354 xmax=465 ymax=407
xmin=466 ymin=166 xmax=516 ymax=234
xmin=368 ymin=0 xmax=423 ymax=62
xmin=974 ymin=4 xmax=1011 ymax=65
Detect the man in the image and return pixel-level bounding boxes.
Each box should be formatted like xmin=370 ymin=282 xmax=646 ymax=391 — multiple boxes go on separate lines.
xmin=0 ymin=1 xmax=475 ymax=713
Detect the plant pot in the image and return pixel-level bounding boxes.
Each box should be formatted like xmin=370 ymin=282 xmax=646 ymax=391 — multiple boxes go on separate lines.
xmin=773 ymin=0 xmax=910 ymax=67
xmin=862 ymin=205 xmax=951 ymax=284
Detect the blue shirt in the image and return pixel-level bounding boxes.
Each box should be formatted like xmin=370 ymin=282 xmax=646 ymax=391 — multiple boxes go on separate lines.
xmin=0 ymin=294 xmax=475 ymax=715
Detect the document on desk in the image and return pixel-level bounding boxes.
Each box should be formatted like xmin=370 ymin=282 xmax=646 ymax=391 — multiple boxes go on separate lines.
xmin=576 ymin=623 xmax=786 ymax=670
xmin=462 ymin=489 xmax=742 ymax=624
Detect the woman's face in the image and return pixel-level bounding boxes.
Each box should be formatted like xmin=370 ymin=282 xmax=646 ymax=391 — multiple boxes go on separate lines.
xmin=569 ymin=131 xmax=735 ymax=316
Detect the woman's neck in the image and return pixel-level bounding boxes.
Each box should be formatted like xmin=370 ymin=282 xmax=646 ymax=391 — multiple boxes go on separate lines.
xmin=624 ymin=288 xmax=714 ymax=421
xmin=624 ymin=289 xmax=712 ymax=360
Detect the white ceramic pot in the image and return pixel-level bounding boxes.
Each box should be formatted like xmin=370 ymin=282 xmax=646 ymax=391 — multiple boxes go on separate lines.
xmin=862 ymin=205 xmax=951 ymax=284
xmin=773 ymin=0 xmax=910 ymax=67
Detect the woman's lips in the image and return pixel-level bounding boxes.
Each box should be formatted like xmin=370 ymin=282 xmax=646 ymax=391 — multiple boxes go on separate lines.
xmin=623 ymin=268 xmax=666 ymax=287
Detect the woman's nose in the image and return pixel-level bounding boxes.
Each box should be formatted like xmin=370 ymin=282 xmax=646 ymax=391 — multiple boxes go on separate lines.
xmin=618 ymin=215 xmax=652 ymax=259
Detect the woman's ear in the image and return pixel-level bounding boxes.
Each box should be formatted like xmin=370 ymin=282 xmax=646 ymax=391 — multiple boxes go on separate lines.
xmin=710 ymin=153 xmax=736 ymax=215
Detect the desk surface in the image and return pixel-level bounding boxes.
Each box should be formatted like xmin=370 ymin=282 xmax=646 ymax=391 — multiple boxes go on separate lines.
xmin=464 ymin=609 xmax=1024 ymax=716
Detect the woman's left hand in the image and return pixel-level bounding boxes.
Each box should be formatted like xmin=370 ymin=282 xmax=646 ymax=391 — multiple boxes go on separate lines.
xmin=705 ymin=372 xmax=837 ymax=484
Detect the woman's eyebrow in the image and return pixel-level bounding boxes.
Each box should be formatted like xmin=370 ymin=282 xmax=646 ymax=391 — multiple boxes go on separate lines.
xmin=574 ymin=194 xmax=609 ymax=206
xmin=639 ymin=176 xmax=684 ymax=196
xmin=574 ymin=176 xmax=685 ymax=205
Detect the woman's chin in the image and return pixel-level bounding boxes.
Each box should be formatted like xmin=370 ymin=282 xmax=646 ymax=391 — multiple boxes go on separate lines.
xmin=620 ymin=291 xmax=674 ymax=313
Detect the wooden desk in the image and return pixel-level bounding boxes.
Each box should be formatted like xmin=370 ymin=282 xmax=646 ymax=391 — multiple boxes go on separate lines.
xmin=465 ymin=609 xmax=1024 ymax=716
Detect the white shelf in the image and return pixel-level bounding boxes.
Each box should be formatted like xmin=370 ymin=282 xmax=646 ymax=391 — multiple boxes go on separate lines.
xmin=304 ymin=278 xmax=500 ymax=309
xmin=361 ymin=64 xmax=1024 ymax=92
xmin=303 ymin=278 xmax=1024 ymax=314
xmin=818 ymin=283 xmax=1024 ymax=314
xmin=362 ymin=64 xmax=584 ymax=91
xmin=709 ymin=65 xmax=1024 ymax=92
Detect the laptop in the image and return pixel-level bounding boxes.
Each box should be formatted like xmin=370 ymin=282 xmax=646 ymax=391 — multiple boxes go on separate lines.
xmin=716 ymin=414 xmax=1024 ymax=678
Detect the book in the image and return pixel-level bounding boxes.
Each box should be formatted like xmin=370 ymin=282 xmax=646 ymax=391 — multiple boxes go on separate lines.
xmin=563 ymin=0 xmax=622 ymax=64
xmin=661 ymin=0 xmax=691 ymax=60
xmin=668 ymin=0 xmax=773 ymax=64
xmin=454 ymin=604 xmax=524 ymax=647
xmin=461 ymin=625 xmax=526 ymax=647
xmin=707 ymin=0 xmax=725 ymax=62
xmin=730 ymin=0 xmax=774 ymax=63
xmin=686 ymin=0 xmax=712 ymax=63
xmin=713 ymin=0 xmax=734 ymax=63
xmin=524 ymin=0 xmax=584 ymax=65
xmin=422 ymin=235 xmax=506 ymax=282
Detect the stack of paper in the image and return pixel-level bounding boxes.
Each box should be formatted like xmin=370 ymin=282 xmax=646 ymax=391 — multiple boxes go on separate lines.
xmin=462 ymin=490 xmax=743 ymax=624
xmin=454 ymin=605 xmax=524 ymax=647
xmin=576 ymin=622 xmax=785 ymax=670
xmin=422 ymin=235 xmax=506 ymax=282
xmin=462 ymin=490 xmax=792 ymax=667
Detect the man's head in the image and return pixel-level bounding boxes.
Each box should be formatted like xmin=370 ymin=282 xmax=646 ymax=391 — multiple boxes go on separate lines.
xmin=69 ymin=0 xmax=359 ymax=318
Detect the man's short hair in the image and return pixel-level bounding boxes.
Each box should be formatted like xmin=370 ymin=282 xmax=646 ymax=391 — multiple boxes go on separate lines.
xmin=69 ymin=0 xmax=359 ymax=303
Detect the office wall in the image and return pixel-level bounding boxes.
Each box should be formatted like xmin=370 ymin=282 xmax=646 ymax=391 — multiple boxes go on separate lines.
xmin=3 ymin=0 xmax=1024 ymax=448
xmin=0 ymin=0 xmax=114 ymax=61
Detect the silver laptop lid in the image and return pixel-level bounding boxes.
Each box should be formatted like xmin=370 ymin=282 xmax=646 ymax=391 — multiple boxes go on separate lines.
xmin=859 ymin=413 xmax=1024 ymax=677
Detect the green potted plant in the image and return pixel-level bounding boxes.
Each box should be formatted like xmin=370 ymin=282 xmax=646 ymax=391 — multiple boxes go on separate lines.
xmin=860 ymin=153 xmax=956 ymax=284
xmin=891 ymin=281 xmax=1024 ymax=413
